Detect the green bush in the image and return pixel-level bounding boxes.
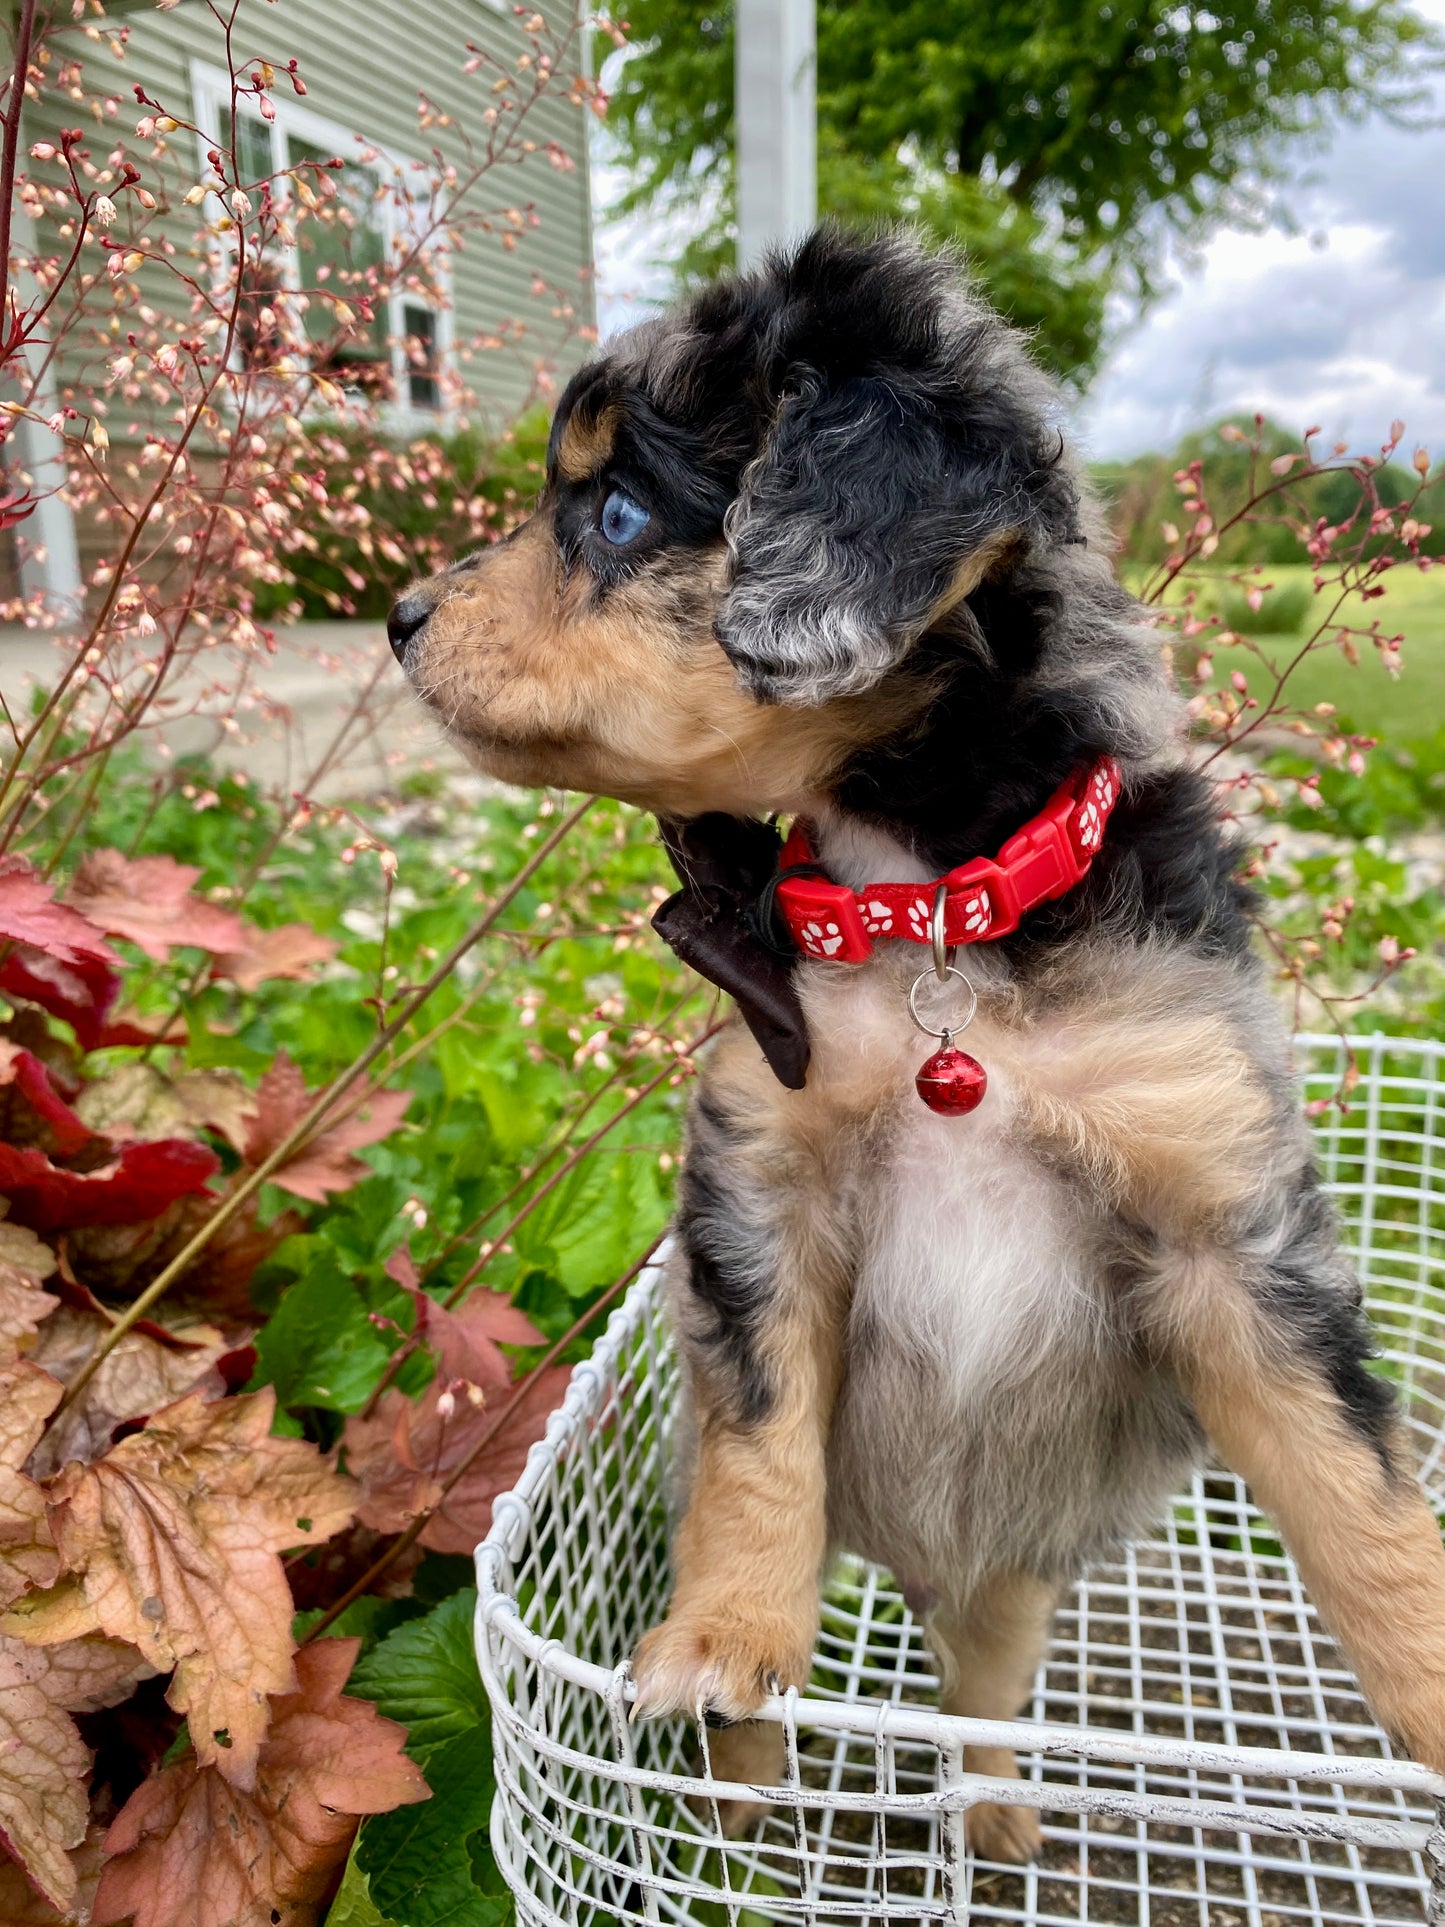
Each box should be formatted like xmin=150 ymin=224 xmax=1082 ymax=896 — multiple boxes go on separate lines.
xmin=1213 ymin=578 xmax=1314 ymax=635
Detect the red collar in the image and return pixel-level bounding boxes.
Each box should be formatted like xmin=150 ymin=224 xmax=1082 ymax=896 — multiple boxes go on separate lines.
xmin=775 ymin=757 xmax=1122 ymax=963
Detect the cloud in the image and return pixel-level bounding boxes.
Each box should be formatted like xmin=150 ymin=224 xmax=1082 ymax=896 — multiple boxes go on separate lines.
xmin=1079 ymin=58 xmax=1445 ymax=461
xmin=590 ymin=25 xmax=1445 ymax=465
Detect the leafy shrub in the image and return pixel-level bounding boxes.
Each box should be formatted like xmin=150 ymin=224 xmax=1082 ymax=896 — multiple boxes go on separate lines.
xmin=0 ymin=771 xmax=708 ymax=1920
xmin=251 ymin=415 xmax=552 ymax=624
xmin=1212 ymin=577 xmax=1314 ymax=635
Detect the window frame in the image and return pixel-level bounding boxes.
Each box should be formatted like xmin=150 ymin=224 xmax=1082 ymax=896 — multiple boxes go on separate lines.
xmin=188 ymin=59 xmax=455 ymax=432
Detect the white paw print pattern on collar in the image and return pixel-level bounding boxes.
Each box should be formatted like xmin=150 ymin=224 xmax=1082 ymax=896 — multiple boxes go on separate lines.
xmin=1075 ymin=764 xmax=1119 ymax=853
xmin=800 ymin=918 xmax=845 ymax=957
xmin=959 ymin=887 xmax=992 ymax=936
xmin=861 ymin=899 xmax=894 ymax=936
xmin=905 ymin=897 xmax=933 ymax=939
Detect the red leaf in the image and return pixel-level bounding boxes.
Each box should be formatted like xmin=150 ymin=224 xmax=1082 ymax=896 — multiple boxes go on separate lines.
xmin=0 ymin=858 xmax=116 ymax=969
xmin=0 ymin=1139 xmax=219 ymax=1232
xmin=66 ymin=852 xmax=246 ymax=963
xmin=210 ymin=921 xmax=337 ymax=993
xmin=93 ymin=1638 xmax=428 ymax=1927
xmin=0 ymin=1042 xmax=94 ymax=1157
xmin=346 ymin=1354 xmax=570 ymax=1555
xmin=0 ymin=947 xmax=123 ymax=1054
xmin=243 ymin=1057 xmax=410 ymax=1202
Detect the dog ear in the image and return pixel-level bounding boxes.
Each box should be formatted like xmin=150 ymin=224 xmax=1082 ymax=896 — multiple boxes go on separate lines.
xmin=716 ymin=371 xmax=1074 ymax=706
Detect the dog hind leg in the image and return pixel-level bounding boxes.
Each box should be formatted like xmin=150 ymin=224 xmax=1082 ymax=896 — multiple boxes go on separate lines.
xmin=928 ymin=1570 xmax=1058 ymax=1864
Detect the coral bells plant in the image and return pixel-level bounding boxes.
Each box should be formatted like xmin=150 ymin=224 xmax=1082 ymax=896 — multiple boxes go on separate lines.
xmin=1131 ymin=416 xmax=1443 ymax=1053
xmin=0 ymin=796 xmax=712 ymax=1920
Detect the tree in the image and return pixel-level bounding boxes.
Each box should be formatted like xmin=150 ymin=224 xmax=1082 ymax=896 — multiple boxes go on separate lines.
xmin=602 ymin=0 xmax=1439 ymax=382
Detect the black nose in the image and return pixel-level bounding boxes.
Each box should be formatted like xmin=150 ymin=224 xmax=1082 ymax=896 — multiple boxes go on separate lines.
xmin=387 ymin=593 xmax=431 ymax=663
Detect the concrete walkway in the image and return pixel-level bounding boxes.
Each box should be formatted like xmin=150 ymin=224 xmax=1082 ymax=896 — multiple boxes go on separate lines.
xmin=0 ymin=621 xmax=464 ymax=800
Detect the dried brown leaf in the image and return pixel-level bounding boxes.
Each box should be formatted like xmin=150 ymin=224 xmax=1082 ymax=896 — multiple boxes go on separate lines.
xmin=46 ymin=1390 xmax=355 ymax=1787
xmin=0 ymin=1822 xmax=104 ymax=1924
xmin=27 ymin=1308 xmax=235 ymax=1479
xmin=346 ymin=1346 xmax=570 ymax=1555
xmin=0 ymin=1630 xmax=153 ymax=1914
xmin=72 ymin=1063 xmax=256 ymax=1154
xmin=0 ymin=1361 xmax=63 ymax=1605
xmin=93 ymin=1638 xmax=428 ymax=1927
xmin=0 ymin=1268 xmax=60 ymax=1364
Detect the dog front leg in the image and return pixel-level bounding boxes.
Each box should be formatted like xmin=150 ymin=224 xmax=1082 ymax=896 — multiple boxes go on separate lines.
xmin=632 ymin=1130 xmax=850 ymax=1728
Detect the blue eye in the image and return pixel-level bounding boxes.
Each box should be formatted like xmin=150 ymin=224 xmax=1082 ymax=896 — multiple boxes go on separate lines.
xmin=600 ymin=488 xmax=650 ymax=546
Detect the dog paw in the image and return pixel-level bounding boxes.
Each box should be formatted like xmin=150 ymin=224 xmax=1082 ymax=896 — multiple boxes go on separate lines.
xmin=631 ymin=1606 xmax=812 ymax=1725
xmin=966 ymin=1799 xmax=1044 ymax=1865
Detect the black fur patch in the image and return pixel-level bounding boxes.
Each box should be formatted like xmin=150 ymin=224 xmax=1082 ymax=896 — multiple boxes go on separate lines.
xmin=677 ymin=1114 xmax=775 ymax=1424
xmin=1250 ymin=1175 xmax=1399 ymax=1466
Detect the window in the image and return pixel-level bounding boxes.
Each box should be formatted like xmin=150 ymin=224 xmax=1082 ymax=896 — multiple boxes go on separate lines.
xmin=190 ymin=63 xmax=450 ymax=424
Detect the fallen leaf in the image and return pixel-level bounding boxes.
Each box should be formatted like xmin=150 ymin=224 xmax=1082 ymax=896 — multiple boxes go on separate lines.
xmin=93 ymin=1638 xmax=428 ymax=1927
xmin=0 ymin=1138 xmax=219 ymax=1233
xmin=243 ymin=1058 xmax=411 ymax=1203
xmin=45 ymin=1390 xmax=355 ymax=1786
xmin=0 ymin=858 xmax=117 ymax=969
xmin=0 ymin=1360 xmax=63 ymax=1606
xmin=211 ymin=922 xmax=338 ymax=994
xmin=66 ymin=852 xmax=246 ymax=963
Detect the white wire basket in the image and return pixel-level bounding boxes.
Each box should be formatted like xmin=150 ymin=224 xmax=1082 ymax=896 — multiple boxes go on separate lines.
xmin=474 ymin=1031 xmax=1445 ymax=1927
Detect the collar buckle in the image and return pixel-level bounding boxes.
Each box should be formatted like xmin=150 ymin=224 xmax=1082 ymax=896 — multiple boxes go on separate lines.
xmin=776 ymin=872 xmax=873 ymax=962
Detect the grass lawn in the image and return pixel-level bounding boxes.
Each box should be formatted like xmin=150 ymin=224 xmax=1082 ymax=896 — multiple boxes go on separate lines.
xmin=1149 ymin=562 xmax=1445 ymax=742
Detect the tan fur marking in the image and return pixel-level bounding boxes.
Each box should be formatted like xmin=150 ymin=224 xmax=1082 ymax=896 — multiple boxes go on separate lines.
xmin=931 ymin=1572 xmax=1059 ymax=1863
xmin=407 ymin=515 xmax=913 ymax=817
xmin=554 ymin=403 xmax=619 ymax=482
xmin=925 ymin=528 xmax=1023 ymax=628
xmin=1154 ymin=1249 xmax=1445 ymax=1771
xmin=632 ymin=1033 xmax=857 ymax=1724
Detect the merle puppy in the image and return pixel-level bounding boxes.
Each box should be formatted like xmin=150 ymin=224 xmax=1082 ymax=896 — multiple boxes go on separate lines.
xmin=389 ymin=229 xmax=1445 ymax=1860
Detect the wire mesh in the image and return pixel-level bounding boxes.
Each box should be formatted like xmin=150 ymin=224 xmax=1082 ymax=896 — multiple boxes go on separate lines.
xmin=475 ymin=1031 xmax=1445 ymax=1926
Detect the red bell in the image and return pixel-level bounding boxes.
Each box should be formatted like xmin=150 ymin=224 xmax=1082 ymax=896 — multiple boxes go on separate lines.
xmin=915 ymin=1045 xmax=987 ymax=1116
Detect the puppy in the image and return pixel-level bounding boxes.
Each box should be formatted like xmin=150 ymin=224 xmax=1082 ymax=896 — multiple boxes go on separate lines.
xmin=389 ymin=229 xmax=1445 ymax=1862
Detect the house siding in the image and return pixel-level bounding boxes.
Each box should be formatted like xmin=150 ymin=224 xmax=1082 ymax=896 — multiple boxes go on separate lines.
xmin=3 ymin=0 xmax=594 ymax=601
xmin=103 ymin=0 xmax=597 ymax=428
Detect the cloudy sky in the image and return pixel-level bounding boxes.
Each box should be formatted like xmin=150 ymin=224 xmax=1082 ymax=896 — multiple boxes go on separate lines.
xmin=590 ymin=6 xmax=1445 ymax=464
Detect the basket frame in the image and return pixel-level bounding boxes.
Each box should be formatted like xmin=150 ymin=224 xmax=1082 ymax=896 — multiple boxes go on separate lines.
xmin=475 ymin=1032 xmax=1445 ymax=1927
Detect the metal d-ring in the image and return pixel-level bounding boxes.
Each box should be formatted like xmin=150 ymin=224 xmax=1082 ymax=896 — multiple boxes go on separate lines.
xmin=908 ymin=963 xmax=978 ymax=1043
xmin=930 ymin=882 xmax=956 ymax=982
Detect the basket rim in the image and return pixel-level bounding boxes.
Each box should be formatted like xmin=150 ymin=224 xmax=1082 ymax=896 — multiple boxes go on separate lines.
xmin=472 ymin=1028 xmax=1445 ymax=1801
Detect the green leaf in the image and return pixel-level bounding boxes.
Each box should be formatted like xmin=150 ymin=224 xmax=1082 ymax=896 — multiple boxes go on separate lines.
xmin=351 ymin=1591 xmax=513 ymax=1923
xmin=250 ymin=1253 xmax=391 ymax=1413
xmin=293 ymin=1594 xmax=429 ymax=1656
xmin=521 ymin=1147 xmax=664 ymax=1297
xmin=348 ymin=1589 xmax=485 ymax=1759
xmin=326 ymin=1847 xmax=401 ymax=1927
xmin=357 ymin=1728 xmax=505 ymax=1927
